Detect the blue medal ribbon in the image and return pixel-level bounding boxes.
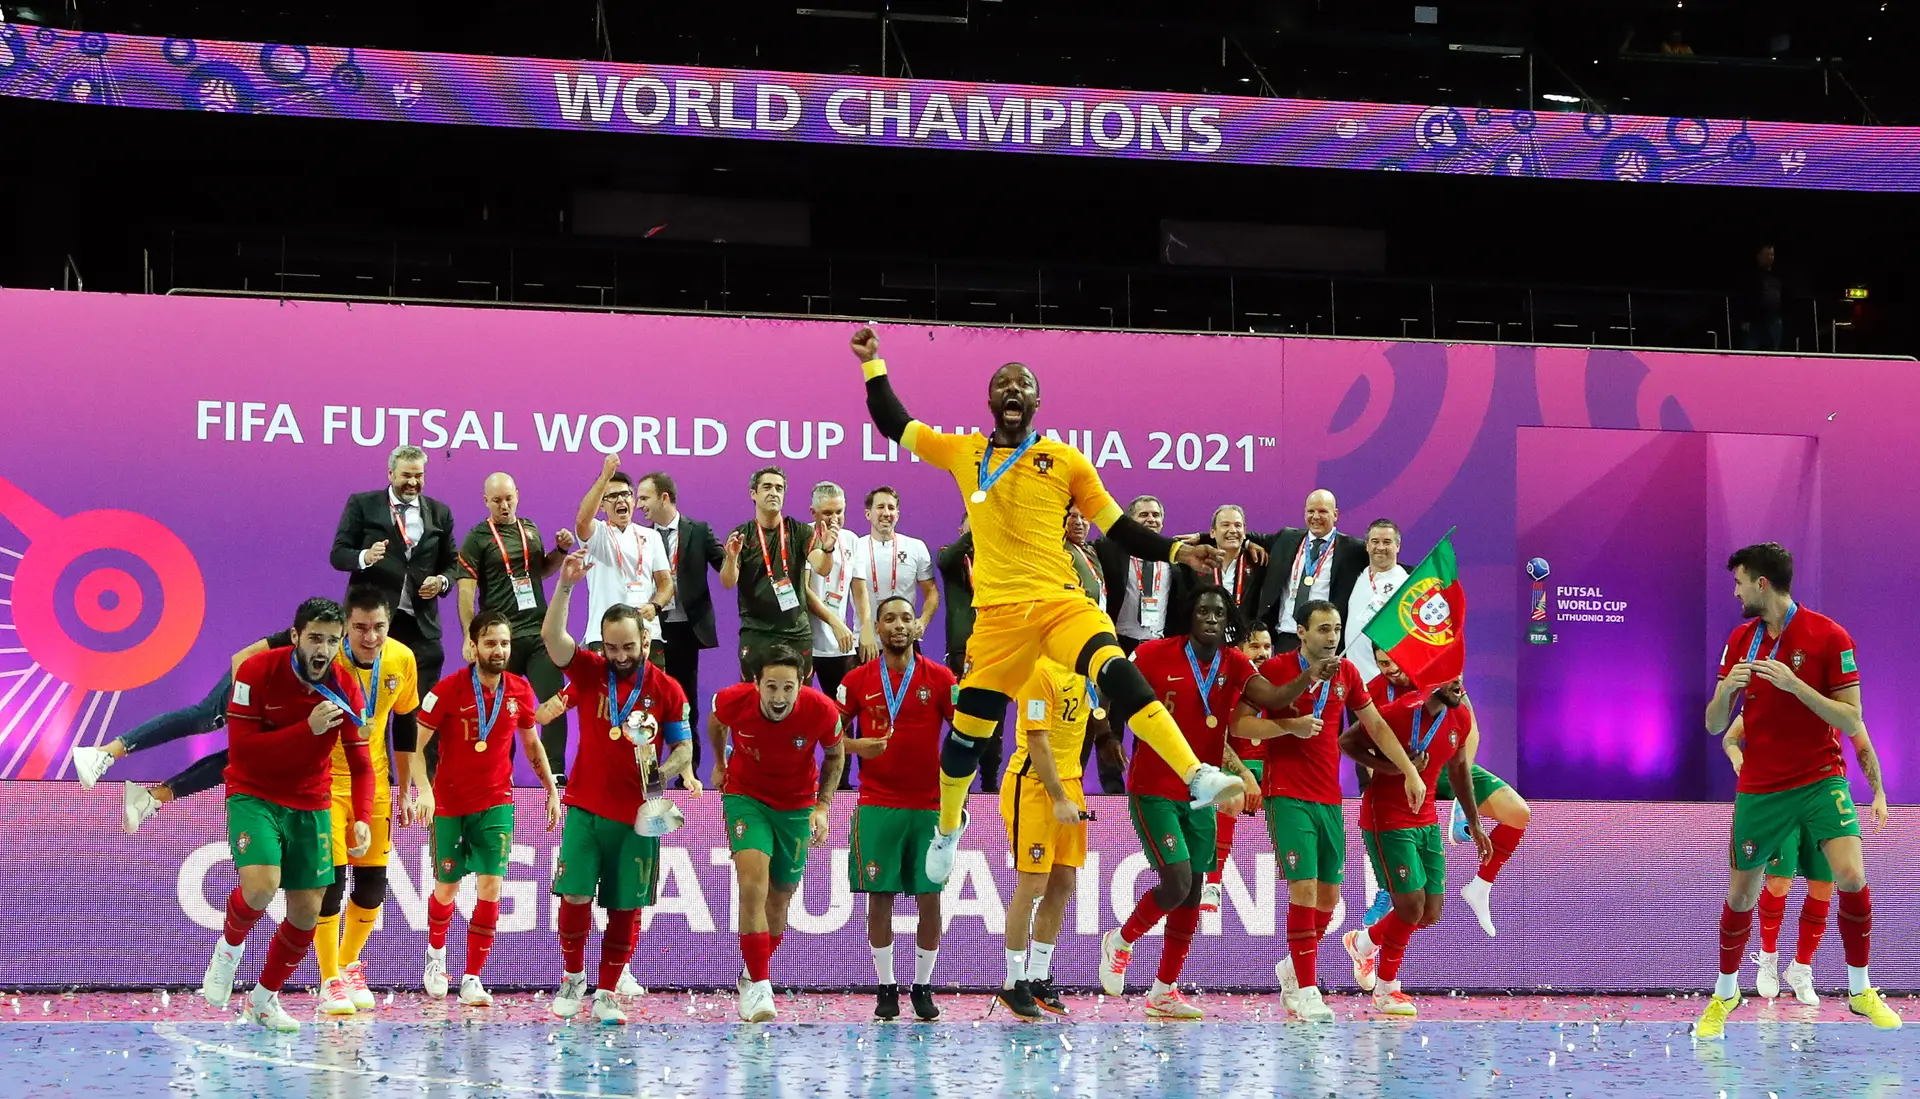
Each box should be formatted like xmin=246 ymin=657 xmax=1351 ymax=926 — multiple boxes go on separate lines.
xmin=1744 ymin=602 xmax=1798 ymax=664
xmin=1297 ymin=653 xmax=1333 ymax=720
xmin=472 ymin=664 xmax=504 ymax=749
xmin=1185 ymin=641 xmax=1223 ymax=725
xmin=879 ymin=655 xmax=917 ymax=730
xmin=298 ymin=649 xmax=368 ymax=727
xmin=973 ymin=432 xmax=1040 ymax=500
xmin=1410 ymin=702 xmax=1443 ymax=754
xmin=609 ymin=661 xmax=646 ymax=732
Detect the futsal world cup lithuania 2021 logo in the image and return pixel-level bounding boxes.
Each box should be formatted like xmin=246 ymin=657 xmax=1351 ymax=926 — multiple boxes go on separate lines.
xmin=1527 ymin=557 xmax=1553 ymax=646
xmin=0 ymin=474 xmax=205 ymax=780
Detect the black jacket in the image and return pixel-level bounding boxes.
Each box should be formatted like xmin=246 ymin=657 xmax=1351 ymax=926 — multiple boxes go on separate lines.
xmin=658 ymin=516 xmax=728 ymax=649
xmin=1169 ymin=555 xmax=1268 ymax=644
xmin=1248 ymin=527 xmax=1370 ymax=647
xmin=329 ymin=490 xmax=459 ymax=640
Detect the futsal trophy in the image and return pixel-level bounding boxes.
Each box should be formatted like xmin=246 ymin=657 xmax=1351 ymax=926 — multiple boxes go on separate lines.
xmin=627 ymin=709 xmax=685 ymax=838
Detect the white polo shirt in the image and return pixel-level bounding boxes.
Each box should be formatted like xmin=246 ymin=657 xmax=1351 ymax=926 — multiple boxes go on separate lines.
xmin=582 ymin=518 xmax=672 ymax=644
xmin=1343 ymin=563 xmax=1409 ymax=681
xmin=810 ymin=527 xmax=867 ymax=657
xmin=855 ymin=532 xmax=933 ymax=607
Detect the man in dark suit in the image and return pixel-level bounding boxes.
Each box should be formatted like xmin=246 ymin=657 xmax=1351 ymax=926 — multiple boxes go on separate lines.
xmin=329 ymin=445 xmax=460 ymax=691
xmin=1091 ymin=495 xmax=1173 ymax=656
xmin=1247 ymin=488 xmax=1369 ymax=654
xmin=634 ymin=470 xmax=727 ymax=777
xmin=1169 ymin=504 xmax=1267 ymax=646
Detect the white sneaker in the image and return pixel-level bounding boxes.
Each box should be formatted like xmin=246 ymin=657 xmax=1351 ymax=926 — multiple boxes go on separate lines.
xmin=1460 ymin=875 xmax=1497 ymax=938
xmin=459 ymin=974 xmax=494 ymax=1007
xmin=202 ymin=938 xmax=244 ymax=1008
xmin=591 ymin=988 xmax=628 ymax=1024
xmin=122 ymin=782 xmax=159 ymax=835
xmin=1186 ymin=764 xmax=1240 ymax=810
xmin=1199 ymin=881 xmax=1222 ymax=915
xmin=925 ymin=810 xmax=969 ymax=885
xmin=552 ymin=971 xmax=589 ymax=1019
xmin=1372 ymin=983 xmax=1418 ymax=1017
xmin=1326 ymin=897 xmax=1346 ymax=935
xmin=1784 ymin=960 xmax=1818 ymax=1006
xmin=1143 ymin=985 xmax=1205 ymax=1020
xmin=1343 ymin=929 xmax=1378 ymax=993
xmin=736 ymin=967 xmax=751 ymax=1004
xmin=423 ymin=947 xmax=449 ymax=997
xmin=1275 ymin=955 xmax=1300 ymax=997
xmin=740 ymin=979 xmax=777 ymax=1023
xmin=72 ymin=746 xmax=114 ymax=789
xmin=341 ymin=960 xmax=376 ymax=1010
xmin=1754 ymin=951 xmax=1781 ymax=999
xmin=242 ymin=985 xmax=301 ymax=1032
xmin=318 ymin=976 xmax=356 ymax=1016
xmin=617 ymin=963 xmax=642 ymax=996
xmin=1291 ymin=985 xmax=1336 ymax=1022
xmin=1097 ymin=929 xmax=1134 ymax=996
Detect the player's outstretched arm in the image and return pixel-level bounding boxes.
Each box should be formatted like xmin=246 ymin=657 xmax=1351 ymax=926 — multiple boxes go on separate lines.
xmin=850 ymin=327 xmax=964 ymax=469
xmin=1242 ymin=673 xmax=1311 ymax=715
xmin=543 ymin=550 xmax=589 ymax=668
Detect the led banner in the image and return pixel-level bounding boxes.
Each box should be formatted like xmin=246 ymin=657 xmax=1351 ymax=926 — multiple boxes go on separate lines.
xmin=3 ymin=25 xmax=1919 ymax=190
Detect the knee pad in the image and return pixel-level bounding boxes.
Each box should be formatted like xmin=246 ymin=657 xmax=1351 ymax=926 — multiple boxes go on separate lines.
xmin=946 ymin=689 xmax=1008 ymax=778
xmin=320 ymin=876 xmax=346 ymax=919
xmin=349 ymin=865 xmax=388 ymax=909
xmin=1089 ymin=648 xmax=1157 ymax=726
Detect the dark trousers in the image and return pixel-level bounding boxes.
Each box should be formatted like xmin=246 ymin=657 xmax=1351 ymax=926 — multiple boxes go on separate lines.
xmin=813 ymin=654 xmax=856 ymax=788
xmin=510 ymin=634 xmax=567 ymax=776
xmin=945 ymin=646 xmax=1006 ymax=793
xmin=166 ymin=749 xmax=230 ymax=801
xmin=1270 ymin=630 xmax=1302 ymax=655
xmin=661 ymin=620 xmax=707 ymax=775
xmin=388 ymin=610 xmax=446 ymax=774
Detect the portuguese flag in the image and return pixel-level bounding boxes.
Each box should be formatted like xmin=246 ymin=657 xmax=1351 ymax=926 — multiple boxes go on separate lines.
xmin=1363 ymin=529 xmax=1466 ymax=687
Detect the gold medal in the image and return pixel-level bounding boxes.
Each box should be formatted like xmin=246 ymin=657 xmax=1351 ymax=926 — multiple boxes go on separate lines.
xmin=474 ymin=739 xmax=488 ymax=752
xmin=610 ymin=727 xmax=624 ymax=740
xmin=1205 ymin=715 xmax=1219 ymax=728
xmin=1091 ymin=707 xmax=1107 ymax=721
xmin=970 ymin=490 xmax=987 ymax=504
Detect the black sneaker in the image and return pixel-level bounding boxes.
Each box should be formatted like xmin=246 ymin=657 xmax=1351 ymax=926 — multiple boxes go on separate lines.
xmin=874 ymin=984 xmax=901 ymax=1021
xmin=1029 ymin=978 xmax=1069 ymax=1016
xmin=994 ymin=980 xmax=1043 ymax=1020
xmin=909 ymin=983 xmax=941 ymax=1021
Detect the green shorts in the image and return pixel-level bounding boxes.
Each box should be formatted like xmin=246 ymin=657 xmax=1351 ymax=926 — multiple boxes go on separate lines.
xmin=1765 ymin=826 xmax=1835 ymax=883
xmin=433 ymin=804 xmax=515 ymax=883
xmin=1365 ymin=825 xmax=1447 ymax=896
xmin=1435 ymin=764 xmax=1509 ymax=806
xmin=848 ymin=804 xmax=941 ymax=895
xmin=226 ymin=793 xmax=333 ymax=892
xmin=1129 ymin=793 xmax=1219 ymax=873
xmin=738 ymin=628 xmax=814 ymax=681
xmin=553 ymin=806 xmax=660 ymax=910
xmin=725 ymin=793 xmax=813 ymax=887
xmin=1733 ymin=775 xmax=1858 ymax=874
xmin=1265 ymin=796 xmax=1345 ymax=883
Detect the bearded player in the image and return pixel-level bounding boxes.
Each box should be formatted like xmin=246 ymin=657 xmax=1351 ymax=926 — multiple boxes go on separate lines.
xmin=1697 ymin=543 xmax=1898 ymax=1037
xmin=710 ymin=645 xmax=846 ymax=1023
xmin=849 ymin=326 xmax=1241 ymax=883
xmin=1724 ymin=714 xmax=1831 ymax=1006
xmin=1098 ymin=587 xmax=1304 ymax=1019
xmin=200 ymin=597 xmax=374 ymax=1033
xmin=1201 ymin=622 xmax=1276 ymax=915
xmin=545 ymin=552 xmax=698 ymax=1025
xmin=1231 ymin=600 xmax=1424 ymax=1019
xmin=413 ymin=611 xmax=560 ymax=1007
xmin=839 ymin=596 xmax=956 ymax=1022
xmin=1338 ymin=678 xmax=1490 ymax=1017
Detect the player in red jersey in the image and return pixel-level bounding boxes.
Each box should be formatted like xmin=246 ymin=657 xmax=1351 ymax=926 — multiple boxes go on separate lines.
xmin=200 ymin=597 xmax=374 ymax=1033
xmin=1337 ymin=679 xmax=1490 ymax=1017
xmin=838 ymin=596 xmax=957 ymax=1022
xmin=1201 ymin=622 xmax=1276 ymax=915
xmin=710 ymin=643 xmax=846 ymax=1023
xmin=543 ymin=552 xmax=699 ymax=1025
xmin=412 ymin=610 xmax=558 ymax=1008
xmin=1696 ymin=543 xmax=1899 ymax=1037
xmin=1231 ymin=600 xmax=1423 ymax=1020
xmin=1097 ymin=587 xmax=1302 ymax=1019
xmin=1724 ymin=714 xmax=1833 ymax=1006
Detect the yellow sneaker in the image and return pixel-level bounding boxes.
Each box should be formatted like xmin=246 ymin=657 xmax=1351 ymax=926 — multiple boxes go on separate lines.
xmin=1694 ymin=993 xmax=1741 ymax=1040
xmin=1849 ymin=988 xmax=1904 ymax=1030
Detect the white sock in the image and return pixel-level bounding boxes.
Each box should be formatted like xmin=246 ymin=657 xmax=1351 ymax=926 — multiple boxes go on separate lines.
xmin=871 ymin=944 xmax=895 ymax=986
xmin=1027 ymin=941 xmax=1056 ymax=981
xmin=1849 ymin=964 xmax=1870 ymax=995
xmin=1714 ymin=971 xmax=1739 ymax=1000
xmin=1377 ymin=978 xmax=1400 ymax=996
xmin=1005 ymin=948 xmax=1026 ymax=988
xmin=1150 ymin=979 xmax=1174 ymax=997
xmin=1758 ymin=950 xmax=1777 ymax=964
xmin=914 ymin=947 xmax=938 ymax=986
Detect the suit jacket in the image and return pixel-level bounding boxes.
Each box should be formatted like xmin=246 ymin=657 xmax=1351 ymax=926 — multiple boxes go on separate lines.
xmin=1092 ymin=536 xmax=1179 ymax=639
xmin=328 ymin=490 xmax=459 ymax=641
xmin=1169 ymin=554 xmax=1267 ymax=644
xmin=1249 ymin=527 xmax=1370 ymax=647
xmin=936 ymin=533 xmax=976 ymax=667
xmin=660 ymin=515 xmax=727 ymax=649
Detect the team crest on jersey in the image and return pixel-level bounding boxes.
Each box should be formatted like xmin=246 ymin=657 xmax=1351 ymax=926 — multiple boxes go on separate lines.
xmin=507 ymin=699 xmax=519 ymax=716
xmin=1396 ymin=865 xmax=1409 ymax=880
xmin=557 ymin=858 xmax=566 ymax=876
xmin=1029 ymin=843 xmax=1046 ymax=863
xmin=917 ymin=687 xmax=930 ymax=703
xmin=1162 ymin=834 xmax=1178 ymax=852
xmin=1334 ymin=683 xmax=1346 ymax=699
xmin=235 ymin=832 xmax=251 ymax=854
xmin=1285 ymin=850 xmax=1299 ymax=870
xmin=734 ymin=819 xmax=749 ymax=839
xmin=384 ymin=675 xmax=400 ymax=692
xmin=1740 ymin=838 xmax=1757 ymax=862
xmin=441 ymin=858 xmax=457 ymax=876
xmin=792 ymin=737 xmax=806 ymax=749
xmin=1791 ymin=650 xmax=1805 ymax=670
xmin=864 ymin=861 xmax=880 ymax=882
xmin=643 ymin=697 xmax=654 ymax=710
xmin=1449 ymin=731 xmax=1458 ymax=747
xmin=1034 ymin=456 xmax=1054 ymax=474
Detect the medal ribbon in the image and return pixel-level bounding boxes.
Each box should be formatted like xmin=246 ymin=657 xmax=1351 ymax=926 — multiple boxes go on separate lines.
xmin=472 ymin=663 xmax=504 ymax=748
xmin=974 ymin=432 xmax=1040 ymax=499
xmin=609 ymin=662 xmax=646 ymax=730
xmin=1411 ymin=703 xmax=1443 ymax=754
xmin=298 ymin=649 xmax=368 ymax=727
xmin=879 ymin=654 xmax=917 ymax=730
xmin=1185 ymin=641 xmax=1222 ymax=725
xmin=1296 ymin=652 xmax=1333 ymax=719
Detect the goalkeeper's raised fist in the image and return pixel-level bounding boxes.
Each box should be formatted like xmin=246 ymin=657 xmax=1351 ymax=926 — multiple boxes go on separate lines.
xmin=850 ymin=326 xmax=879 ymax=363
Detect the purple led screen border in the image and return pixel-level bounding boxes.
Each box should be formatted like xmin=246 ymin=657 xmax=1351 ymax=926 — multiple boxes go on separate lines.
xmin=3 ymin=25 xmax=1920 ymax=191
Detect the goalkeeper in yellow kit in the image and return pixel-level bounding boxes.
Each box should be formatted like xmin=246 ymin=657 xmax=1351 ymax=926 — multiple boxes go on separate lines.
xmin=850 ymin=327 xmax=1245 ymax=882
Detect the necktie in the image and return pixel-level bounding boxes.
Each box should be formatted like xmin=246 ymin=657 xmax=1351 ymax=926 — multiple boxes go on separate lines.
xmin=396 ymin=501 xmax=415 ymax=558
xmin=1293 ymin=537 xmax=1326 ymax=619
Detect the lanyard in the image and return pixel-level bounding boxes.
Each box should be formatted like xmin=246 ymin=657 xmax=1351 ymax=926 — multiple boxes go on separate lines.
xmin=610 ymin=523 xmax=641 ymax=581
xmin=1185 ymin=642 xmax=1223 ymax=725
xmin=608 ymin=662 xmax=646 ymax=732
xmin=869 ymin=537 xmax=899 ymax=597
xmin=1067 ymin=543 xmax=1104 ymax=600
xmin=879 ymin=655 xmax=917 ymax=729
xmin=388 ymin=498 xmax=416 ymax=549
xmin=1365 ymin=567 xmax=1397 ymax=606
xmin=1384 ymin=680 xmax=1398 ymax=703
xmin=1744 ymin=602 xmax=1798 ymax=664
xmin=1411 ymin=704 xmax=1444 ymax=754
xmin=1297 ymin=653 xmax=1333 ymax=719
xmin=755 ymin=521 xmax=790 ymax=585
xmin=1132 ymin=559 xmax=1162 ymax=598
xmin=1212 ymin=558 xmax=1245 ymax=601
xmin=472 ymin=664 xmax=504 ymax=749
xmin=1291 ymin=530 xmax=1338 ymax=588
xmin=663 ymin=523 xmax=680 ymax=573
xmin=488 ymin=518 xmax=532 ymax=579
xmin=974 ymin=433 xmax=1040 ymax=502
xmin=824 ymin=536 xmax=850 ymax=599
xmin=298 ymin=649 xmax=367 ymax=727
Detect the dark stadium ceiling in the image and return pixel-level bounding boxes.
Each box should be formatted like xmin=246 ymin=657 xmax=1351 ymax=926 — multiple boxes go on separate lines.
xmin=9 ymin=0 xmax=1914 ymax=123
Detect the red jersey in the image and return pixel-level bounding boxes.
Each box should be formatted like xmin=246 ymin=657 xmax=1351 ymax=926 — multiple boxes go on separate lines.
xmin=419 ymin=667 xmax=539 ymax=817
xmin=224 ymin=647 xmax=373 ymax=817
xmin=837 ymin=654 xmax=955 ymax=811
xmin=1366 ymin=676 xmax=1416 ymax=708
xmin=714 ymin=682 xmax=843 ymax=812
xmin=562 ymin=649 xmax=690 ymax=823
xmin=1359 ymin=693 xmax=1471 ymax=831
xmin=1720 ymin=608 xmax=1858 ymax=794
xmin=1128 ymin=638 xmax=1258 ymax=801
xmin=1255 ymin=654 xmax=1373 ymax=805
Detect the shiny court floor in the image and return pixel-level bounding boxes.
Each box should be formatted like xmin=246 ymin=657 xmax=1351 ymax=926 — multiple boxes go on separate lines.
xmin=1 ymin=991 xmax=1912 ymax=1098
